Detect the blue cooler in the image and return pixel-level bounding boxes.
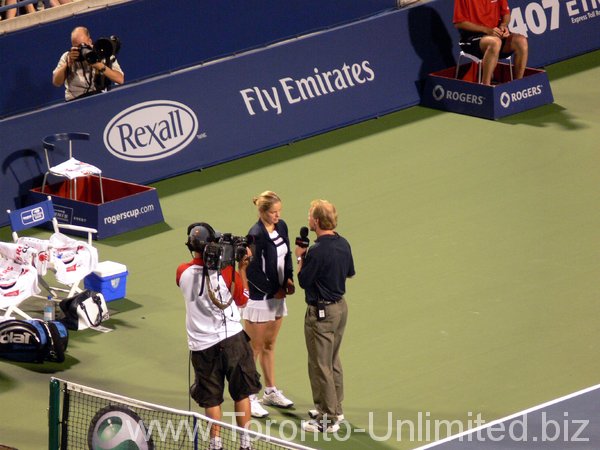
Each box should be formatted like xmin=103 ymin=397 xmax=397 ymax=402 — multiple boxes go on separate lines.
xmin=84 ymin=261 xmax=128 ymax=302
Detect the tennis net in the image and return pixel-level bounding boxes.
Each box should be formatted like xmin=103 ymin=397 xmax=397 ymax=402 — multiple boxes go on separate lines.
xmin=49 ymin=377 xmax=317 ymax=450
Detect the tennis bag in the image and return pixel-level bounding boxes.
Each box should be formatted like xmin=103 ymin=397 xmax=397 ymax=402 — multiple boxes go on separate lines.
xmin=0 ymin=319 xmax=68 ymax=363
xmin=59 ymin=289 xmax=108 ymax=330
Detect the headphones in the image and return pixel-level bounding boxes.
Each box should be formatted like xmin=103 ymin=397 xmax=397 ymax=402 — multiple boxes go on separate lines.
xmin=185 ymin=222 xmax=217 ymax=253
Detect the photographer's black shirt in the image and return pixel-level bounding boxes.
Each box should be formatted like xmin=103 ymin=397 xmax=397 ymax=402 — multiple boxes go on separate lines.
xmin=298 ymin=233 xmax=355 ymax=305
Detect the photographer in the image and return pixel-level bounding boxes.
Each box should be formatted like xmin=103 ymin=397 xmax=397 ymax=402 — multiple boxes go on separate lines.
xmin=295 ymin=199 xmax=355 ymax=434
xmin=176 ymin=222 xmax=260 ymax=450
xmin=52 ymin=26 xmax=124 ymax=101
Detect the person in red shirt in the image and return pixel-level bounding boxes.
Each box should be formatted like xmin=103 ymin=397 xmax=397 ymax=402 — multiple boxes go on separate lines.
xmin=176 ymin=222 xmax=260 ymax=450
xmin=453 ymin=0 xmax=528 ymax=85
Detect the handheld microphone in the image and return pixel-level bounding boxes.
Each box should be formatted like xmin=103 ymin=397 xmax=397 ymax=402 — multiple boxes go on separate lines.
xmin=295 ymin=226 xmax=310 ymax=248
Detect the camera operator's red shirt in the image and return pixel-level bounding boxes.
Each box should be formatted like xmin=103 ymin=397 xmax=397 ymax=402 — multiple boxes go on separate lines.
xmin=453 ymin=0 xmax=510 ymax=29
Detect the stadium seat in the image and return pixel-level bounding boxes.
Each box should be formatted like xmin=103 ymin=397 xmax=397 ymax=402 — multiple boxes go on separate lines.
xmin=455 ymin=50 xmax=513 ymax=84
xmin=41 ymin=132 xmax=105 ymax=204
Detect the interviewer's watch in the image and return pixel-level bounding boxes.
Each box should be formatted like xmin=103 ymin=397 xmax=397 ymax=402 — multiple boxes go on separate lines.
xmin=98 ymin=65 xmax=106 ymax=74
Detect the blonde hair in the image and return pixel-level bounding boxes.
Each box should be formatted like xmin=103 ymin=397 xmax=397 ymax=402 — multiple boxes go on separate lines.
xmin=310 ymin=199 xmax=337 ymax=230
xmin=252 ymin=191 xmax=281 ymax=213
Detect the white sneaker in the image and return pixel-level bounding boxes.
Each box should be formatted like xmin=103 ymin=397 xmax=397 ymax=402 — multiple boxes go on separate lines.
xmin=249 ymin=395 xmax=269 ymax=418
xmin=308 ymin=409 xmax=344 ymax=422
xmin=301 ymin=419 xmax=340 ymax=433
xmin=262 ymin=389 xmax=294 ymax=408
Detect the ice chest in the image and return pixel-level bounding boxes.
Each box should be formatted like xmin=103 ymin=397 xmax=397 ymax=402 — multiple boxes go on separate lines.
xmin=84 ymin=261 xmax=128 ymax=302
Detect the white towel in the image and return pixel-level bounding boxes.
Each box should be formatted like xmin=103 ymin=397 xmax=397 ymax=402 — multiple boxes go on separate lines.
xmin=50 ymin=157 xmax=101 ymax=180
xmin=49 ymin=233 xmax=98 ymax=285
xmin=0 ymin=257 xmax=40 ymax=307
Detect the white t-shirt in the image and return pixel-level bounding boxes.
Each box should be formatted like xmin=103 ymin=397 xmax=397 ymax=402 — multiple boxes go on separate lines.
xmin=269 ymin=229 xmax=288 ymax=287
xmin=177 ymin=260 xmax=246 ymax=351
xmin=53 ymin=52 xmax=124 ymax=101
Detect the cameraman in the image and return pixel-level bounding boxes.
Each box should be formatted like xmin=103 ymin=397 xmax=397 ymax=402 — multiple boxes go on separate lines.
xmin=176 ymin=222 xmax=260 ymax=450
xmin=295 ymin=199 xmax=355 ymax=434
xmin=52 ymin=26 xmax=124 ymax=101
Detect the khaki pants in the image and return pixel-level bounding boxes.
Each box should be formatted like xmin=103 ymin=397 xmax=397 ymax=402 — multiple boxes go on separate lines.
xmin=304 ymin=298 xmax=348 ymax=421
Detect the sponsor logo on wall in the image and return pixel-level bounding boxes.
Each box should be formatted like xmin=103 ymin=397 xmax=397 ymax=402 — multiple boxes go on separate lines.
xmin=431 ymin=85 xmax=485 ymax=105
xmin=509 ymin=0 xmax=600 ymax=37
xmin=104 ymin=100 xmax=199 ymax=161
xmin=239 ymin=60 xmax=376 ymax=116
xmin=499 ymin=84 xmax=544 ymax=108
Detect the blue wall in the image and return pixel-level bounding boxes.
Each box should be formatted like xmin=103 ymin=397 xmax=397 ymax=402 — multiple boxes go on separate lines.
xmin=0 ymin=0 xmax=396 ymax=117
xmin=1 ymin=0 xmax=599 ymax=228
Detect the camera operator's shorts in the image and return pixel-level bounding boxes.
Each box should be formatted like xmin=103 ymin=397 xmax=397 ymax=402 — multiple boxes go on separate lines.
xmin=190 ymin=331 xmax=261 ymax=408
xmin=459 ymin=32 xmax=513 ymax=60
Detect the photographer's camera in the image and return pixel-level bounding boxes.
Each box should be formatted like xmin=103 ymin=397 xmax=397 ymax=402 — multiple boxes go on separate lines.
xmin=75 ymin=36 xmax=121 ymax=65
xmin=76 ymin=44 xmax=99 ymax=64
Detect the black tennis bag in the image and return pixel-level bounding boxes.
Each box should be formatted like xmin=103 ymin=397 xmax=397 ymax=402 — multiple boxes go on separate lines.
xmin=0 ymin=319 xmax=68 ymax=363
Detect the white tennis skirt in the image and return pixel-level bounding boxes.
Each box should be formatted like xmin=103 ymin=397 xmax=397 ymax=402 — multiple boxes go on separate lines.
xmin=241 ymin=298 xmax=288 ymax=322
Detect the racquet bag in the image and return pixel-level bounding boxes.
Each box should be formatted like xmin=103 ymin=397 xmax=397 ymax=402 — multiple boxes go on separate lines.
xmin=0 ymin=319 xmax=68 ymax=363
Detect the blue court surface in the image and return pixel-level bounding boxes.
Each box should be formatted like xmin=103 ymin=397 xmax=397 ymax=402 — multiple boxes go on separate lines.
xmin=415 ymin=385 xmax=600 ymax=449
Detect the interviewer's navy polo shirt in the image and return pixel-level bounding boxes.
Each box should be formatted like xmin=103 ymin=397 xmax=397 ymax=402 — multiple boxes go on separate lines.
xmin=298 ymin=233 xmax=355 ymax=305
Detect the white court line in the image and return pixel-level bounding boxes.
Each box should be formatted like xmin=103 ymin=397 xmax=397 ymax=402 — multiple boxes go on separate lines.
xmin=413 ymin=383 xmax=600 ymax=449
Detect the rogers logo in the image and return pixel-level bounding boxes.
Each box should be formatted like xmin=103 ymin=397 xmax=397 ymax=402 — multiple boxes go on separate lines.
xmin=104 ymin=100 xmax=199 ymax=162
xmin=432 ymin=85 xmax=485 ymax=105
xmin=432 ymin=85 xmax=445 ymax=101
xmin=500 ymin=85 xmax=543 ymax=109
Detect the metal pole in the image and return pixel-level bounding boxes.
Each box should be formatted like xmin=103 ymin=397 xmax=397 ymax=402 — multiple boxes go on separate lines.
xmin=48 ymin=378 xmax=60 ymax=450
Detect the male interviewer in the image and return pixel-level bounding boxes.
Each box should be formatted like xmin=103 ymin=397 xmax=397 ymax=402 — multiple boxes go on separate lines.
xmin=52 ymin=26 xmax=124 ymax=101
xmin=295 ymin=199 xmax=355 ymax=433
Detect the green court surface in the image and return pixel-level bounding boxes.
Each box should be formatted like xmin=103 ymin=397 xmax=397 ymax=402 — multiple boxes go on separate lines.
xmin=1 ymin=49 xmax=599 ymax=449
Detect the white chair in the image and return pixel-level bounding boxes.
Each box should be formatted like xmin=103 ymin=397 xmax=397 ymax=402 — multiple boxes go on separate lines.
xmin=7 ymin=197 xmax=99 ymax=301
xmin=41 ymin=133 xmax=105 ymax=204
xmin=0 ymin=241 xmax=40 ymax=321
xmin=455 ymin=50 xmax=513 ymax=84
